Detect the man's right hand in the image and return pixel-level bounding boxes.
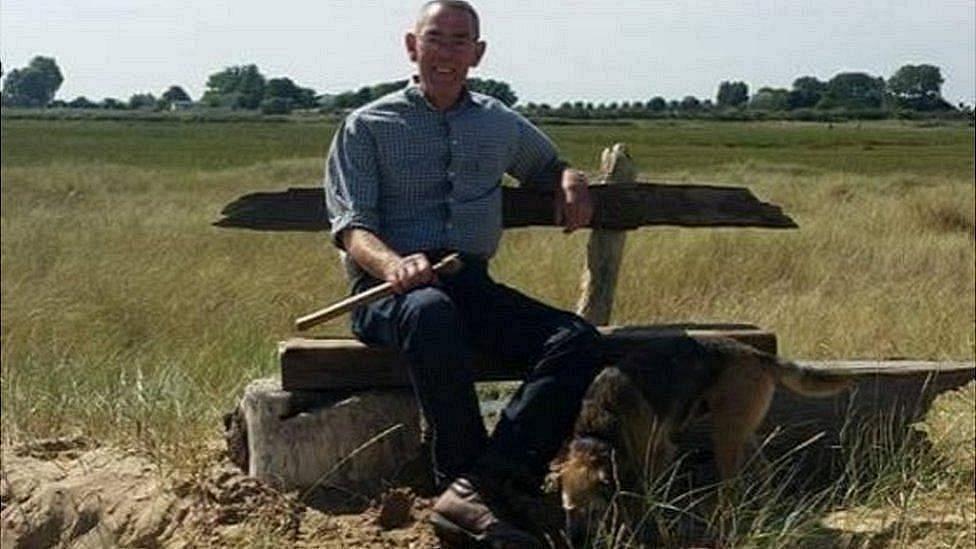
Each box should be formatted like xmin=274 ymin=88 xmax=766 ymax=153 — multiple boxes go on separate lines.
xmin=383 ymin=253 xmax=437 ymax=294
xmin=343 ymin=229 xmax=435 ymax=294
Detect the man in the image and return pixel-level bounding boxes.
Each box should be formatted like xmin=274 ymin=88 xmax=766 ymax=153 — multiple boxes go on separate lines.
xmin=325 ymin=1 xmax=603 ymax=545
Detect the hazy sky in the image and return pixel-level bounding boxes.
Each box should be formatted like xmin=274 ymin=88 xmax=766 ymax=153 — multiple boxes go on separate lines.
xmin=2 ymin=0 xmax=974 ymax=105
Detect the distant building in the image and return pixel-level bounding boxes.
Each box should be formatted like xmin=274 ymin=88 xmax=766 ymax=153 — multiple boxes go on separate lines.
xmin=169 ymin=100 xmax=194 ymax=111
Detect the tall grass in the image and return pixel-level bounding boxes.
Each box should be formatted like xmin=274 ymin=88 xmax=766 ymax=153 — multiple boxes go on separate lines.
xmin=1 ymin=121 xmax=973 ymax=463
xmin=576 ymin=383 xmax=975 ymax=548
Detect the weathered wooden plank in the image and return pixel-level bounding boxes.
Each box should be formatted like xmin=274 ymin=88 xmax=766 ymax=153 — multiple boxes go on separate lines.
xmin=212 ymin=183 xmax=798 ymax=232
xmin=280 ymin=324 xmax=778 ymax=391
xmin=795 ymin=360 xmax=975 ymax=376
xmin=674 ymin=361 xmax=975 ymax=485
xmin=503 ymin=183 xmax=798 ymax=230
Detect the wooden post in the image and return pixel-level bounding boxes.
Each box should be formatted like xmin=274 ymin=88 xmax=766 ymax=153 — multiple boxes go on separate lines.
xmin=576 ymin=143 xmax=635 ymax=324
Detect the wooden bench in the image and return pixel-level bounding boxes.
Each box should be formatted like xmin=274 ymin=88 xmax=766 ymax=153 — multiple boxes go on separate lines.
xmin=225 ymin=144 xmax=974 ymax=495
xmin=279 ymin=323 xmax=777 ymax=391
xmin=274 ymin=325 xmax=973 ymax=490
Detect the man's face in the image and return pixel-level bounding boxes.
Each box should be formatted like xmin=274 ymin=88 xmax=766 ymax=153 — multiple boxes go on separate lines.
xmin=405 ymin=4 xmax=485 ymax=107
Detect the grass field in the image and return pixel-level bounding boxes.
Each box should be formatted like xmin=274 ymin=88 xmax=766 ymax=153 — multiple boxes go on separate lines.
xmin=1 ymin=117 xmax=973 ymax=546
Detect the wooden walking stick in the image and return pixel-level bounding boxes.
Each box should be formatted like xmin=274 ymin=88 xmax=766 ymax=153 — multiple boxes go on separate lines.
xmin=294 ymin=253 xmax=463 ymax=331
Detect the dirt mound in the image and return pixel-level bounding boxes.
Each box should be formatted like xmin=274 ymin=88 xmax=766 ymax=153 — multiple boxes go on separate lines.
xmin=0 ymin=437 xmax=441 ymax=548
xmin=1 ymin=438 xmax=187 ymax=548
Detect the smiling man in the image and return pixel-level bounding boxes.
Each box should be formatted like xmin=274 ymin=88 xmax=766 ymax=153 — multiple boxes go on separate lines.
xmin=324 ymin=1 xmax=603 ymax=545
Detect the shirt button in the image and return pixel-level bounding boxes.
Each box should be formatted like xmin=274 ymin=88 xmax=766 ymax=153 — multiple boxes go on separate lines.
xmin=451 ymin=139 xmax=459 ymax=145
xmin=446 ymin=222 xmax=454 ymax=229
xmin=447 ymin=171 xmax=455 ymax=179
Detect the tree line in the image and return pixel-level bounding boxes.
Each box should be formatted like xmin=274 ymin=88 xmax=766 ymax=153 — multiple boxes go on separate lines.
xmin=1 ymin=56 xmax=970 ymax=120
xmin=523 ymin=66 xmax=967 ymax=120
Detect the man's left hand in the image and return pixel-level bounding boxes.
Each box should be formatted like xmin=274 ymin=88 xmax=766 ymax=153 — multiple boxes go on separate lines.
xmin=554 ymin=169 xmax=593 ymax=233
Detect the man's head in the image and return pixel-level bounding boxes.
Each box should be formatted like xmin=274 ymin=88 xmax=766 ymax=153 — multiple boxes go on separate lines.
xmin=405 ymin=1 xmax=486 ymax=110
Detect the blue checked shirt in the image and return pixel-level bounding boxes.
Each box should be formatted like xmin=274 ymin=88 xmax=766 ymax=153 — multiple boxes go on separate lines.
xmin=325 ymin=83 xmax=565 ymax=274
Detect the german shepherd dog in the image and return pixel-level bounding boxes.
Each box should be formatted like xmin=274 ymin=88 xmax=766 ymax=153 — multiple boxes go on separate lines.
xmin=555 ymin=336 xmax=850 ymax=543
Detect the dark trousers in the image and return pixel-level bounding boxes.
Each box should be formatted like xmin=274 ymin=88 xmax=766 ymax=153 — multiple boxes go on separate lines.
xmin=351 ymin=255 xmax=603 ymax=490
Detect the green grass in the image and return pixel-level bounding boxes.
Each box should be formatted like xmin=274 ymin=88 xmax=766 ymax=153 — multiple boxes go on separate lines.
xmin=3 ymin=118 xmax=972 ymax=176
xmin=0 ymin=119 xmax=334 ymax=170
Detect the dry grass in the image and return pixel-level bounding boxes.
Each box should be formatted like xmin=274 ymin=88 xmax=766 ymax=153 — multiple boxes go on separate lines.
xmin=496 ymin=161 xmax=975 ymax=360
xmin=1 ymin=119 xmax=973 ymax=546
xmin=577 ymin=383 xmax=975 ymax=548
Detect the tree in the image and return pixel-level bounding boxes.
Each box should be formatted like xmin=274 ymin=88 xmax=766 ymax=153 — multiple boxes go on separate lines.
xmin=265 ymin=77 xmax=318 ymax=110
xmin=101 ymin=98 xmax=127 ymax=110
xmin=369 ymin=80 xmax=409 ymax=101
xmin=161 ymin=85 xmax=191 ymax=103
xmin=749 ymin=87 xmax=790 ymax=111
xmin=887 ymin=64 xmax=951 ymax=111
xmin=819 ymin=72 xmax=886 ymax=109
xmin=679 ymin=96 xmax=701 ymax=112
xmin=202 ymin=65 xmax=266 ymax=109
xmin=787 ymin=76 xmax=826 ymax=109
xmin=129 ymin=93 xmax=157 ymax=110
xmin=67 ymin=96 xmax=97 ymax=109
xmin=1 ymin=56 xmax=64 ymax=107
xmin=467 ymin=78 xmax=518 ymax=106
xmin=261 ymin=96 xmax=293 ymax=115
xmin=353 ymin=86 xmax=373 ymax=105
xmin=331 ymin=91 xmax=359 ymax=110
xmin=716 ymin=81 xmax=749 ymax=108
xmin=646 ymin=96 xmax=667 ymax=112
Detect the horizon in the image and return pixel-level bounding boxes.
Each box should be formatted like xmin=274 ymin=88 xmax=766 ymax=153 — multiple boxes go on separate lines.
xmin=2 ymin=1 xmax=974 ymax=106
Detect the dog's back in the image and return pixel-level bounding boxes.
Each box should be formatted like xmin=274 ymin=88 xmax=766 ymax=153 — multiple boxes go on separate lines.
xmin=560 ymin=336 xmax=851 ymax=543
xmin=569 ymin=336 xmax=850 ymax=487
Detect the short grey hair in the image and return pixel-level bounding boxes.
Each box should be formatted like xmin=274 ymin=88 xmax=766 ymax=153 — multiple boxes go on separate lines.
xmin=416 ymin=0 xmax=480 ymax=39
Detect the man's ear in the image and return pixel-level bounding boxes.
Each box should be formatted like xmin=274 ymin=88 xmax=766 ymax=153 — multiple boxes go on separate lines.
xmin=471 ymin=41 xmax=486 ymax=67
xmin=405 ymin=32 xmax=419 ymax=63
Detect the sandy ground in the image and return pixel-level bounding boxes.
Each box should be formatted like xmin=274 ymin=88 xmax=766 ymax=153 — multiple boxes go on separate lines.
xmin=0 ymin=436 xmax=442 ymax=548
xmin=3 ymin=382 xmax=972 ymax=548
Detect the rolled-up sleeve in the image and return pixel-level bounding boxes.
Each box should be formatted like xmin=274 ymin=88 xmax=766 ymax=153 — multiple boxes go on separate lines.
xmin=506 ymin=111 xmax=567 ymax=189
xmin=324 ymin=114 xmax=382 ymax=249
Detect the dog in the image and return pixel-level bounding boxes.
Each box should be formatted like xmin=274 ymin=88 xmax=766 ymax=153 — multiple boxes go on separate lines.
xmin=555 ymin=335 xmax=851 ymax=543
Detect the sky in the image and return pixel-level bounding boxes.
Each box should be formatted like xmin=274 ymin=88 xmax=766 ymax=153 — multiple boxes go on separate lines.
xmin=2 ymin=0 xmax=974 ymax=106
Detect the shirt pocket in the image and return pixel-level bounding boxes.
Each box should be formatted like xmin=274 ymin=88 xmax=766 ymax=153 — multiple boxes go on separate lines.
xmin=473 ymin=142 xmax=509 ymax=178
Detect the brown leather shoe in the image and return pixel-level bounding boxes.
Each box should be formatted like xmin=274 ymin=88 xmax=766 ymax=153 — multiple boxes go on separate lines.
xmin=430 ymin=477 xmax=542 ymax=548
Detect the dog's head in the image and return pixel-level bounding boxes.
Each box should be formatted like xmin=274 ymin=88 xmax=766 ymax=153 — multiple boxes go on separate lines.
xmin=556 ymin=436 xmax=618 ymax=543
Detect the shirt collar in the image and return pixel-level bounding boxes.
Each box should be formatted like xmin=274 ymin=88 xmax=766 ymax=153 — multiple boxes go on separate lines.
xmin=405 ymin=76 xmax=474 ymax=114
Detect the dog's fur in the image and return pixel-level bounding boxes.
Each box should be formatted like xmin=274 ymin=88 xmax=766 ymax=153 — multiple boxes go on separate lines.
xmin=556 ymin=336 xmax=850 ymax=540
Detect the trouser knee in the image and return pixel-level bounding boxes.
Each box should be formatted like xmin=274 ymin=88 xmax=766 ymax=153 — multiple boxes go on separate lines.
xmin=398 ymin=287 xmax=466 ymax=358
xmin=541 ymin=319 xmax=604 ymax=375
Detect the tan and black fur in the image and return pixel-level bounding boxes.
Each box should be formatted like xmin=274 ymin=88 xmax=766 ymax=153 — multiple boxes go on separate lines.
xmin=556 ymin=336 xmax=850 ymax=541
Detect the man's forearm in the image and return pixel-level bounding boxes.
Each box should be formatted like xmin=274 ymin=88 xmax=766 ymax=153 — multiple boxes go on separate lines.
xmin=342 ymin=228 xmax=401 ymax=281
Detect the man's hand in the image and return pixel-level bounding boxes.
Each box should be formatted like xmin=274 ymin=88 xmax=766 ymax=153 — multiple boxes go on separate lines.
xmin=383 ymin=253 xmax=437 ymax=294
xmin=343 ymin=229 xmax=436 ymax=294
xmin=554 ymin=168 xmax=593 ymax=233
